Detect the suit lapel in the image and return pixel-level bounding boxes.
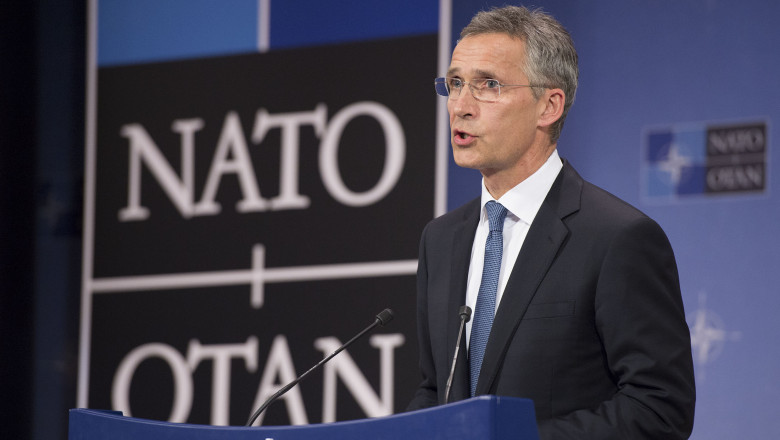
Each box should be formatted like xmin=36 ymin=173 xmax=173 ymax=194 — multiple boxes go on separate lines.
xmin=445 ymin=199 xmax=479 ymax=403
xmin=476 ymin=162 xmax=583 ymax=395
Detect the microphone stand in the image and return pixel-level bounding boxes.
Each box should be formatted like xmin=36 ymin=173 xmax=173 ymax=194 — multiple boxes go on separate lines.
xmin=444 ymin=305 xmax=471 ymax=404
xmin=245 ymin=308 xmax=394 ymax=426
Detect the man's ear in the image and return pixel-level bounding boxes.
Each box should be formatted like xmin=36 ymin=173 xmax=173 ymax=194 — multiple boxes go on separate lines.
xmin=538 ymin=88 xmax=565 ymax=128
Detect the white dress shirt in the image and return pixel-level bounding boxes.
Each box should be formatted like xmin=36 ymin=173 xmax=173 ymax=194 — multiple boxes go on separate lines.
xmin=465 ymin=150 xmax=563 ymax=348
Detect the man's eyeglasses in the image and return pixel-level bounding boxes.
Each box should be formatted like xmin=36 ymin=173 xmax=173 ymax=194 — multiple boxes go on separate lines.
xmin=434 ymin=77 xmax=544 ymax=102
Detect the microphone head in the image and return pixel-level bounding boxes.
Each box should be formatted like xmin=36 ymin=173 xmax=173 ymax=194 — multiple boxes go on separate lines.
xmin=376 ymin=308 xmax=394 ymax=326
xmin=458 ymin=305 xmax=472 ymax=322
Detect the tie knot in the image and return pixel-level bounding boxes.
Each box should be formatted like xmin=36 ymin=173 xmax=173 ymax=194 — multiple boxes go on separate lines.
xmin=485 ymin=201 xmax=508 ymax=232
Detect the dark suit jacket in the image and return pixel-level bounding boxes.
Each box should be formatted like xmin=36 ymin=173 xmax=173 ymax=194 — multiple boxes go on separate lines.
xmin=407 ymin=162 xmax=695 ymax=439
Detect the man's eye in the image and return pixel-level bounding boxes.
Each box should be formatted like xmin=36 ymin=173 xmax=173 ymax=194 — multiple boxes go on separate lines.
xmin=448 ymin=78 xmax=464 ymax=89
xmin=485 ymin=79 xmax=501 ymax=89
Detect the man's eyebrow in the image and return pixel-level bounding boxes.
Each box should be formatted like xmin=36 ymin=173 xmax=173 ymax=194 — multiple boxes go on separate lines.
xmin=473 ymin=68 xmax=498 ymax=79
xmin=445 ymin=67 xmax=500 ymax=79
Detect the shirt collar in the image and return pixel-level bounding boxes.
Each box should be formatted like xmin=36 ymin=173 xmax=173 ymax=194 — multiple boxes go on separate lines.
xmin=480 ymin=149 xmax=563 ymax=225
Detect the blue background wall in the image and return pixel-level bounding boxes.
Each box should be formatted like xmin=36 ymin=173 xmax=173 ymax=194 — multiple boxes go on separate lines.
xmin=2 ymin=0 xmax=778 ymax=438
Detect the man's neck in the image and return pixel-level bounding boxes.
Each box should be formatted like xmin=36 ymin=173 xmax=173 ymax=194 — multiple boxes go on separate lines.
xmin=482 ymin=143 xmax=557 ymax=199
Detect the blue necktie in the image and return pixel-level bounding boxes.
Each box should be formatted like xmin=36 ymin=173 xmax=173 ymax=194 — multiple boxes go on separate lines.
xmin=469 ymin=200 xmax=508 ymax=397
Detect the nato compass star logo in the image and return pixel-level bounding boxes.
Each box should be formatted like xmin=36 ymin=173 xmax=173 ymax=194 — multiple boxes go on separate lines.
xmin=655 ymin=143 xmax=692 ymax=187
xmin=687 ymin=291 xmax=741 ymax=380
xmin=644 ymin=127 xmax=707 ymax=199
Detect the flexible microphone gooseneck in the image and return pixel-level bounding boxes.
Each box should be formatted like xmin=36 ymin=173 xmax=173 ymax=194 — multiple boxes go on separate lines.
xmin=245 ymin=308 xmax=394 ymax=426
xmin=444 ymin=305 xmax=472 ymax=404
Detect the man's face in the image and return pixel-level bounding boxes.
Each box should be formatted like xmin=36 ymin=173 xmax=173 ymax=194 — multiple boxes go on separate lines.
xmin=447 ymin=33 xmax=547 ymax=180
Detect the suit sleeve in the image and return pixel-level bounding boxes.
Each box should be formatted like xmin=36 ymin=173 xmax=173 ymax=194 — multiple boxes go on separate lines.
xmin=406 ymin=223 xmax=440 ymax=411
xmin=537 ymin=216 xmax=696 ymax=439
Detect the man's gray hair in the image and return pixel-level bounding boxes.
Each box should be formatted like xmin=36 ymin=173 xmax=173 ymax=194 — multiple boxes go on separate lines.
xmin=461 ymin=6 xmax=579 ymax=143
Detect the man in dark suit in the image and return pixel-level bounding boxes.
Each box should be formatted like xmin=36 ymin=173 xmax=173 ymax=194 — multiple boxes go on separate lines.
xmin=407 ymin=6 xmax=695 ymax=439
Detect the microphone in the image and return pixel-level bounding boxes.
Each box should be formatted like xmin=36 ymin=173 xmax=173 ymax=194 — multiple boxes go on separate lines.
xmin=444 ymin=305 xmax=471 ymax=404
xmin=245 ymin=308 xmax=394 ymax=426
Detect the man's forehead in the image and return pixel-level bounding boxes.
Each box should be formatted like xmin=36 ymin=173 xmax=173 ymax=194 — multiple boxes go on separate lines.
xmin=448 ymin=34 xmax=526 ymax=78
xmin=454 ymin=32 xmax=525 ymax=53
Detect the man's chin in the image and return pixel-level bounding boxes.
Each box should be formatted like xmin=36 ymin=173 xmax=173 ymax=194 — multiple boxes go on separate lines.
xmin=453 ymin=160 xmax=481 ymax=171
xmin=452 ymin=151 xmax=482 ymax=170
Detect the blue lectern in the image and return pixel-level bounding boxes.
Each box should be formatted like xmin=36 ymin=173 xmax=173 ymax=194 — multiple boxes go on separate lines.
xmin=69 ymin=396 xmax=539 ymax=440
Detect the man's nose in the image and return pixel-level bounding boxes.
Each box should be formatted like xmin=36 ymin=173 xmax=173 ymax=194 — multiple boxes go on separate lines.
xmin=450 ymin=86 xmax=478 ymax=118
